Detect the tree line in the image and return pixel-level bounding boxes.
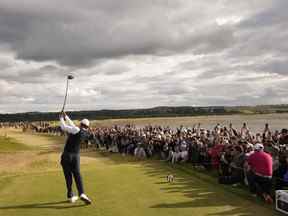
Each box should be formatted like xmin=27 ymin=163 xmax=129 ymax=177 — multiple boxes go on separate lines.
xmin=0 ymin=106 xmax=232 ymax=122
xmin=1 ymin=105 xmax=288 ymax=122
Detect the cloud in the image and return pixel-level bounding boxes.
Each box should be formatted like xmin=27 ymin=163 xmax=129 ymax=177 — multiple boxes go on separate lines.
xmin=239 ymin=0 xmax=288 ymax=27
xmin=256 ymin=59 xmax=288 ymax=75
xmin=0 ymin=0 xmax=288 ymax=113
xmin=0 ymin=0 xmax=242 ymax=66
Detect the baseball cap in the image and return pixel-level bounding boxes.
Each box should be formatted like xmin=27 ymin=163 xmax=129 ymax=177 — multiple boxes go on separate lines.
xmin=254 ymin=143 xmax=264 ymax=151
xmin=80 ymin=119 xmax=90 ymax=127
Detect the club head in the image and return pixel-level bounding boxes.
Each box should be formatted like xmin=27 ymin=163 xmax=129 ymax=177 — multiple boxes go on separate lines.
xmin=67 ymin=75 xmax=74 ymax=80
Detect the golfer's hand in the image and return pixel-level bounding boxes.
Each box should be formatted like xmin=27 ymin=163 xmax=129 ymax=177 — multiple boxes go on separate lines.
xmin=63 ymin=112 xmax=68 ymax=119
xmin=59 ymin=111 xmax=66 ymax=119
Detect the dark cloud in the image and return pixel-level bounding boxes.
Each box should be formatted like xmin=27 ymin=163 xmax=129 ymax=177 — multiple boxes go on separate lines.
xmin=0 ymin=0 xmax=288 ymax=113
xmin=227 ymin=0 xmax=288 ymax=59
xmin=0 ymin=0 xmax=238 ymax=66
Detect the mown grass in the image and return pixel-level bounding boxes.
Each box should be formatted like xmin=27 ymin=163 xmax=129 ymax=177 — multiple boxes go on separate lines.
xmin=0 ymin=151 xmax=280 ymax=216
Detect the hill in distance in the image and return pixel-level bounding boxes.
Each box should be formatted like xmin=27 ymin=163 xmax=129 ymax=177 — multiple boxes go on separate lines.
xmin=1 ymin=105 xmax=288 ymax=122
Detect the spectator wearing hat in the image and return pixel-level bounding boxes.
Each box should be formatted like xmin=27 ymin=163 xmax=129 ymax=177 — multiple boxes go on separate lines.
xmin=247 ymin=143 xmax=273 ymax=204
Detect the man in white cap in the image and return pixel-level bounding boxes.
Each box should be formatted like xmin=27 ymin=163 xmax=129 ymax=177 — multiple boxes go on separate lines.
xmin=247 ymin=143 xmax=273 ymax=204
xmin=59 ymin=112 xmax=92 ymax=204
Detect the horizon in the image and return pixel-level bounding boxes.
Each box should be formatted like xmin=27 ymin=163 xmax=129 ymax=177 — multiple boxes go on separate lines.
xmin=1 ymin=0 xmax=288 ymax=113
xmin=1 ymin=103 xmax=287 ymax=115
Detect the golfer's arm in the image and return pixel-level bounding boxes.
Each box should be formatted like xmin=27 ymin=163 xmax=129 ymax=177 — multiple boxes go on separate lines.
xmin=65 ymin=115 xmax=76 ymax=127
xmin=60 ymin=117 xmax=80 ymax=134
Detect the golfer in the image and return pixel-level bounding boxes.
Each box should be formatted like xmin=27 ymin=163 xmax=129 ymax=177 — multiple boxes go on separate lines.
xmin=59 ymin=112 xmax=92 ymax=204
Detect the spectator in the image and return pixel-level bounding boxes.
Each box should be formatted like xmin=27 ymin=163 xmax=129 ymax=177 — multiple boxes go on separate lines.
xmin=247 ymin=143 xmax=273 ymax=204
xmin=275 ymin=154 xmax=288 ymax=190
xmin=219 ymin=146 xmax=245 ymax=185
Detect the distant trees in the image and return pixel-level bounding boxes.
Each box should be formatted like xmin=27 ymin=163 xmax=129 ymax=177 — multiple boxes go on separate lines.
xmin=1 ymin=105 xmax=288 ymax=122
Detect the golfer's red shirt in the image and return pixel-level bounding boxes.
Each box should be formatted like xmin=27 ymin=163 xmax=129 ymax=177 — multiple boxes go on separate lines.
xmin=248 ymin=151 xmax=273 ymax=177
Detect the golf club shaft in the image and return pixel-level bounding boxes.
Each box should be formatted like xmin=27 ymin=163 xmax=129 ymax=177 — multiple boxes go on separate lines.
xmin=61 ymin=78 xmax=69 ymax=112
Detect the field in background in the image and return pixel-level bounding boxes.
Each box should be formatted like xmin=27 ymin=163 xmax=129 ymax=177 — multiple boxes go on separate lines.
xmin=0 ymin=127 xmax=281 ymax=216
xmin=91 ymin=113 xmax=288 ymax=133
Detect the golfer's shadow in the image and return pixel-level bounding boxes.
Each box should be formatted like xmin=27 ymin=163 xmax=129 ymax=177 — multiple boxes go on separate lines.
xmin=0 ymin=201 xmax=87 ymax=210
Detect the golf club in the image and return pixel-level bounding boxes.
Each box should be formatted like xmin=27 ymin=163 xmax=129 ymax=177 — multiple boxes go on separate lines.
xmin=61 ymin=75 xmax=74 ymax=112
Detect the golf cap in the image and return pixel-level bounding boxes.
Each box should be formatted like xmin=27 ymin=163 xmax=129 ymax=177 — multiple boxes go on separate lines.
xmin=80 ymin=119 xmax=90 ymax=127
xmin=254 ymin=143 xmax=264 ymax=151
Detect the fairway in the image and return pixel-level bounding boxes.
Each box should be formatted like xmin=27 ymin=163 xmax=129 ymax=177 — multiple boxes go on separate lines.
xmin=0 ymin=130 xmax=280 ymax=216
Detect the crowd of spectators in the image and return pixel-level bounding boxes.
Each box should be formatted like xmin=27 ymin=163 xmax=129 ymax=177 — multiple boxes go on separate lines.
xmin=90 ymin=122 xmax=288 ymax=204
xmin=2 ymin=120 xmax=288 ymax=203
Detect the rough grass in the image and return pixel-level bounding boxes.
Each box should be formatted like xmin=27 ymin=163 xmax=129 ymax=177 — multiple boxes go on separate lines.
xmin=0 ymin=129 xmax=64 ymax=177
xmin=0 ymin=136 xmax=31 ymax=152
xmin=3 ymin=129 xmax=64 ymax=150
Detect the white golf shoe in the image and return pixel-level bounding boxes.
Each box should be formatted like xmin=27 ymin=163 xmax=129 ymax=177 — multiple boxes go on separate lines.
xmin=80 ymin=193 xmax=92 ymax=205
xmin=68 ymin=196 xmax=79 ymax=203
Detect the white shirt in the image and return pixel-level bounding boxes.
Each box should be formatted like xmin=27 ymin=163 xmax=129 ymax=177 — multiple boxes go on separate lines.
xmin=60 ymin=115 xmax=80 ymax=135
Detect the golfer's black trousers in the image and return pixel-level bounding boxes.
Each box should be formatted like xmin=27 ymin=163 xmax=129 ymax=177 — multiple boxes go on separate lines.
xmin=61 ymin=152 xmax=84 ymax=198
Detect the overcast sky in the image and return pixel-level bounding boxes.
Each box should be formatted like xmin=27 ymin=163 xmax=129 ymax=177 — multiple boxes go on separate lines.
xmin=0 ymin=0 xmax=288 ymax=113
